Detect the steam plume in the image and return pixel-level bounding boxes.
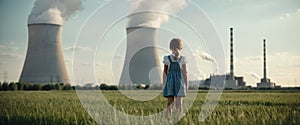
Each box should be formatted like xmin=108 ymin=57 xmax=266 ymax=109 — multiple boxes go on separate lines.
xmin=200 ymin=52 xmax=215 ymax=63
xmin=127 ymin=0 xmax=189 ymax=28
xmin=194 ymin=50 xmax=216 ymax=62
xmin=28 ymin=0 xmax=82 ymax=25
xmin=250 ymin=72 xmax=260 ymax=80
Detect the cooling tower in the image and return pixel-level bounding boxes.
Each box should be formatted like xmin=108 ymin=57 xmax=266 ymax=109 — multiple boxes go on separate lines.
xmin=119 ymin=27 xmax=162 ymax=85
xmin=19 ymin=23 xmax=70 ymax=84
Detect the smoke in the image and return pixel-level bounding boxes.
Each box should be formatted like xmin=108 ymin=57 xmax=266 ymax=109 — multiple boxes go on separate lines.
xmin=195 ymin=50 xmax=215 ymax=63
xmin=194 ymin=49 xmax=215 ymax=62
xmin=127 ymin=0 xmax=189 ymax=28
xmin=28 ymin=0 xmax=82 ymax=25
xmin=201 ymin=52 xmax=216 ymax=63
xmin=250 ymin=72 xmax=260 ymax=80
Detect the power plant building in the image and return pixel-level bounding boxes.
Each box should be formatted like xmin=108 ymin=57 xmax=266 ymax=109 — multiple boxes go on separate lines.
xmin=203 ymin=28 xmax=246 ymax=89
xmin=19 ymin=23 xmax=70 ymax=84
xmin=257 ymin=39 xmax=280 ymax=88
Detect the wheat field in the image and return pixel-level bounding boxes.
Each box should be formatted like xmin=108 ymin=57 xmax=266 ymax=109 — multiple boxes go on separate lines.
xmin=0 ymin=90 xmax=299 ymax=125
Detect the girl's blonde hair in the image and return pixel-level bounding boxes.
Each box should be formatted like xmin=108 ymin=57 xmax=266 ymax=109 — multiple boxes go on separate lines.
xmin=169 ymin=38 xmax=183 ymax=58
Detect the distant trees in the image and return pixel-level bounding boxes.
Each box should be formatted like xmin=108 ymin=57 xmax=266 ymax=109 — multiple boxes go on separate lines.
xmin=16 ymin=82 xmax=23 ymax=91
xmin=1 ymin=82 xmax=9 ymax=91
xmin=63 ymin=84 xmax=72 ymax=90
xmin=0 ymin=82 xmax=74 ymax=91
xmin=6 ymin=82 xmax=296 ymax=91
xmin=42 ymin=84 xmax=55 ymax=90
xmin=8 ymin=82 xmax=18 ymax=91
xmin=0 ymin=82 xmax=121 ymax=91
xmin=99 ymin=84 xmax=118 ymax=90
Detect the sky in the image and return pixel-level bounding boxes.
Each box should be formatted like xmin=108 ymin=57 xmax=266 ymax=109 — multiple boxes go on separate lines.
xmin=0 ymin=0 xmax=299 ymax=87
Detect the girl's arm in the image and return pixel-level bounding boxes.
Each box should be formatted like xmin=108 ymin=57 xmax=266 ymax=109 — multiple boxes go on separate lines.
xmin=162 ymin=64 xmax=168 ymax=89
xmin=182 ymin=64 xmax=188 ymax=92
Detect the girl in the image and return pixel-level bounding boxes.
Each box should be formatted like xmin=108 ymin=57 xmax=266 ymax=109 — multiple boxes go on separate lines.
xmin=162 ymin=38 xmax=188 ymax=119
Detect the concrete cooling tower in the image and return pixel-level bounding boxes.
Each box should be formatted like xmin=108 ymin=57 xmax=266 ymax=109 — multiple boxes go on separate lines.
xmin=19 ymin=24 xmax=70 ymax=84
xmin=119 ymin=27 xmax=162 ymax=85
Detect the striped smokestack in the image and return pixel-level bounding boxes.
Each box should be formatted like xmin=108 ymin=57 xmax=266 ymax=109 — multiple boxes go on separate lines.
xmin=230 ymin=27 xmax=234 ymax=78
xmin=263 ymin=39 xmax=267 ymax=81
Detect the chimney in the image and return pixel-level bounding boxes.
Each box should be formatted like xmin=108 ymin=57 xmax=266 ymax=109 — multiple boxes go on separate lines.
xmin=263 ymin=39 xmax=267 ymax=81
xmin=19 ymin=23 xmax=70 ymax=84
xmin=230 ymin=27 xmax=234 ymax=78
xmin=119 ymin=27 xmax=162 ymax=85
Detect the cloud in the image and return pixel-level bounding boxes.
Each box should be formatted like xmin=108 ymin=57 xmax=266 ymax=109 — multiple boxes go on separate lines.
xmin=271 ymin=52 xmax=300 ymax=67
xmin=201 ymin=52 xmax=215 ymax=62
xmin=9 ymin=41 xmax=15 ymax=45
xmin=274 ymin=52 xmax=288 ymax=56
xmin=242 ymin=52 xmax=300 ymax=68
xmin=0 ymin=53 xmax=23 ymax=59
xmin=285 ymin=13 xmax=290 ymax=17
xmin=280 ymin=13 xmax=290 ymax=20
xmin=9 ymin=46 xmax=19 ymax=51
xmin=113 ymin=55 xmax=125 ymax=60
xmin=279 ymin=9 xmax=300 ymax=20
xmin=64 ymin=46 xmax=92 ymax=52
xmin=0 ymin=44 xmax=19 ymax=51
xmin=65 ymin=59 xmax=72 ymax=64
xmin=246 ymin=56 xmax=261 ymax=61
xmin=194 ymin=49 xmax=215 ymax=62
xmin=273 ymin=52 xmax=300 ymax=59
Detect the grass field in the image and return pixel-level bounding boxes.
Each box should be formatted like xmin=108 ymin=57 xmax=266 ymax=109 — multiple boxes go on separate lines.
xmin=0 ymin=90 xmax=299 ymax=125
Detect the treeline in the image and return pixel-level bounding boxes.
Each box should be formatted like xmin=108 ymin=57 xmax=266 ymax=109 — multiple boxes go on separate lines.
xmin=0 ymin=82 xmax=119 ymax=91
xmin=0 ymin=82 xmax=73 ymax=91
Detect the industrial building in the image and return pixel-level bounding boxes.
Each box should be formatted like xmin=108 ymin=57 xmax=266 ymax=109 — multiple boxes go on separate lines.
xmin=202 ymin=28 xmax=246 ymax=89
xmin=256 ymin=39 xmax=280 ymax=88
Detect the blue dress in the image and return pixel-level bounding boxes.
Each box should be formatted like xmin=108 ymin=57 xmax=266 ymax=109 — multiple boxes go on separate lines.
xmin=163 ymin=55 xmax=186 ymax=97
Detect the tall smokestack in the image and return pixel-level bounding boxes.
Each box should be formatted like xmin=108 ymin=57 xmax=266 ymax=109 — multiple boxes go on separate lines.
xmin=230 ymin=27 xmax=234 ymax=78
xmin=19 ymin=24 xmax=69 ymax=84
xmin=119 ymin=27 xmax=161 ymax=85
xmin=263 ymin=39 xmax=267 ymax=81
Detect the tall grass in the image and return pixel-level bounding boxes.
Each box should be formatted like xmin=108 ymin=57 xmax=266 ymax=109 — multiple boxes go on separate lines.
xmin=0 ymin=91 xmax=299 ymax=125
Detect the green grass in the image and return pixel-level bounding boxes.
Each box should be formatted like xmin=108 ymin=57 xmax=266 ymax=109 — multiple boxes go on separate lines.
xmin=0 ymin=90 xmax=299 ymax=125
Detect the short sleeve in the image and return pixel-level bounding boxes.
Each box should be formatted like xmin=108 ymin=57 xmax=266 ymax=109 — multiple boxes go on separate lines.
xmin=162 ymin=56 xmax=170 ymax=65
xmin=181 ymin=56 xmax=187 ymax=64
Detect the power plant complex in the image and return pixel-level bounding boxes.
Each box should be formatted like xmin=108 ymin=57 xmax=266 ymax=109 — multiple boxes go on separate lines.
xmin=17 ymin=23 xmax=281 ymax=88
xmin=201 ymin=28 xmax=280 ymax=89
xmin=17 ymin=22 xmax=281 ymax=88
xmin=19 ymin=23 xmax=70 ymax=84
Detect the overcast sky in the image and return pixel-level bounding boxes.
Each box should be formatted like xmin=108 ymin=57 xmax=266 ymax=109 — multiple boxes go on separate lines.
xmin=0 ymin=0 xmax=299 ymax=87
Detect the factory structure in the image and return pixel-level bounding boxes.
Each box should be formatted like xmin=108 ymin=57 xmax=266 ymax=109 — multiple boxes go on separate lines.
xmin=201 ymin=28 xmax=246 ymax=89
xmin=19 ymin=23 xmax=70 ymax=84
xmin=195 ymin=28 xmax=281 ymax=89
xmin=256 ymin=39 xmax=280 ymax=88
